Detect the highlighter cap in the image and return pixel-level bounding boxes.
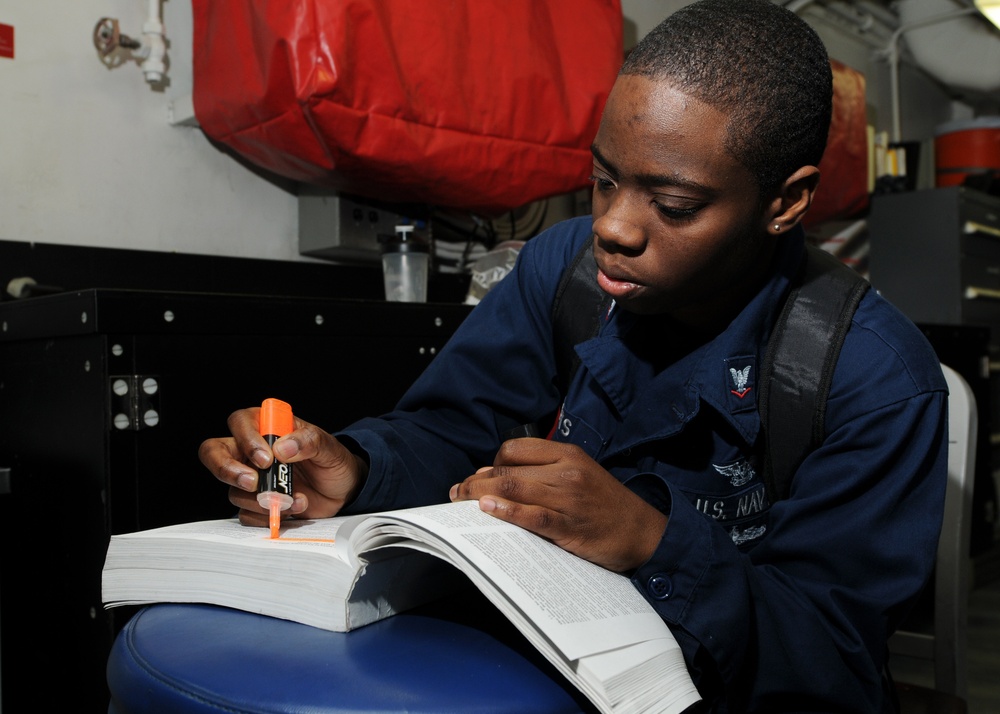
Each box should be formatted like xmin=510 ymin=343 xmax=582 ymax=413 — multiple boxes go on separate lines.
xmin=259 ymin=398 xmax=294 ymax=437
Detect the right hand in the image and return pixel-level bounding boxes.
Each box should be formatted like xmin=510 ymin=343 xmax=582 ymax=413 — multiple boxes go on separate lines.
xmin=198 ymin=407 xmax=368 ymax=528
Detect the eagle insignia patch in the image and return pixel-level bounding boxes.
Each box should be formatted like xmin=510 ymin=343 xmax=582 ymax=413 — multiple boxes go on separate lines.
xmin=724 ymin=356 xmax=757 ymax=414
xmin=729 ymin=365 xmax=751 ymax=398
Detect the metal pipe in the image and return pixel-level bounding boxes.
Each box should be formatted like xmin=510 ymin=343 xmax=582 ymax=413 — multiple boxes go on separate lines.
xmin=886 ymin=6 xmax=979 ymax=141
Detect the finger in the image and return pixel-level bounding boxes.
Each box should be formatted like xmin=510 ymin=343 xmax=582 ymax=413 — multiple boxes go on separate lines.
xmin=449 ymin=465 xmax=495 ymax=499
xmin=477 ymin=495 xmax=566 ymax=541
xmin=229 ymin=484 xmax=263 ymax=512
xmin=449 ymin=466 xmax=498 ymax=501
xmin=287 ymin=493 xmax=309 ymax=516
xmin=273 ymin=425 xmax=357 ymax=475
xmin=237 ymin=507 xmax=269 ymax=529
xmin=226 ymin=407 xmax=275 ymax=469
xmin=199 ymin=437 xmax=259 ymax=492
xmin=448 ymin=440 xmax=575 ymax=501
xmin=451 ymin=464 xmax=543 ymax=504
xmin=493 ymin=437 xmax=577 ymax=467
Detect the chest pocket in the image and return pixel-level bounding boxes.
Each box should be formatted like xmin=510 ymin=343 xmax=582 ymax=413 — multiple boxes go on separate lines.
xmin=688 ymin=463 xmax=771 ymax=551
xmin=615 ymin=439 xmax=773 ymax=552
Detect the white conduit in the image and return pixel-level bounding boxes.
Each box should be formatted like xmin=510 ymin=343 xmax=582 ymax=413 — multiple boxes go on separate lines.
xmin=140 ymin=0 xmax=166 ymax=84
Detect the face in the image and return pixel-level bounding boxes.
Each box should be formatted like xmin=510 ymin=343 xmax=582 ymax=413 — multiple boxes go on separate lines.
xmin=590 ymin=74 xmax=778 ymax=324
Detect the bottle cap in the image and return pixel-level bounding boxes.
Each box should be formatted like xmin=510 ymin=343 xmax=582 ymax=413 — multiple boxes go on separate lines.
xmin=378 ymin=225 xmax=429 ymax=254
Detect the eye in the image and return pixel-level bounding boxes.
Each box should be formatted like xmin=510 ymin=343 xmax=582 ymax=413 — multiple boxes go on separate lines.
xmin=654 ymin=202 xmax=701 ymax=220
xmin=588 ymin=174 xmax=616 ymax=192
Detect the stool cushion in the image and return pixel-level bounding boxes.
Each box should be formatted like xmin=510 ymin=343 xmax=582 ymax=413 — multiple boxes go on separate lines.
xmin=107 ymin=597 xmax=591 ymax=713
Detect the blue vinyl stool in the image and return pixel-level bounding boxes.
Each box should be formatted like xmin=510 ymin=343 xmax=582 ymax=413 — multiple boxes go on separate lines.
xmin=106 ymin=591 xmax=593 ymax=713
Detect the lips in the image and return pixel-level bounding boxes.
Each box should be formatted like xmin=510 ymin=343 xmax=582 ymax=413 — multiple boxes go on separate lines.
xmin=595 ymin=260 xmax=642 ymax=300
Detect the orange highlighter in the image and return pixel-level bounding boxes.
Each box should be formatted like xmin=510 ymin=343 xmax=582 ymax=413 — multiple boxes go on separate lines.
xmin=257 ymin=398 xmax=294 ymax=539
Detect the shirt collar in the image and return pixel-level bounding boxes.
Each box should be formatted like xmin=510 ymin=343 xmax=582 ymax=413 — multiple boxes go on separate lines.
xmin=575 ymin=228 xmax=806 ymax=448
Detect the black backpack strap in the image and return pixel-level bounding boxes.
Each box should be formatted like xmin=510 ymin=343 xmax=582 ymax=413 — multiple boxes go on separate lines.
xmin=758 ymin=244 xmax=870 ymax=504
xmin=551 ymin=239 xmax=613 ymax=397
xmin=501 ymin=239 xmax=609 ymax=442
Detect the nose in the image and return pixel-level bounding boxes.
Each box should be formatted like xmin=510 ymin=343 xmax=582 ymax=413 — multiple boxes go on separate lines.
xmin=592 ymin=191 xmax=646 ymax=254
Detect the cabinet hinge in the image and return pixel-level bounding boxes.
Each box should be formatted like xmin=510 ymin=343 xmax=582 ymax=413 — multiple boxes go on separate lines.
xmin=108 ymin=375 xmax=161 ymax=431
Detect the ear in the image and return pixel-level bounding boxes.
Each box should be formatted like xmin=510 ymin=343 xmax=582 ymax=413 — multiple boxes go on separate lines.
xmin=765 ymin=166 xmax=820 ymax=235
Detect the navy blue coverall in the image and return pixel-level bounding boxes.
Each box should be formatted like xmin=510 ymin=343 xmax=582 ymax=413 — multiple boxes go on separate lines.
xmin=337 ymin=215 xmax=948 ymax=712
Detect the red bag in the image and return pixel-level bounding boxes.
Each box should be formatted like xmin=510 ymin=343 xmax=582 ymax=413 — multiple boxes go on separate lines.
xmin=803 ymin=59 xmax=870 ymax=229
xmin=192 ymin=1 xmax=623 ymax=214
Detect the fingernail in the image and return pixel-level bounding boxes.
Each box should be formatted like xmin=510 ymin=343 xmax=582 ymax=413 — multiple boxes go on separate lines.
xmin=479 ymin=497 xmax=497 ymax=512
xmin=236 ymin=471 xmax=257 ymax=491
xmin=449 ymin=484 xmax=458 ymax=501
xmin=273 ymin=438 xmax=297 ymax=461
xmin=251 ymin=448 xmax=271 ymax=468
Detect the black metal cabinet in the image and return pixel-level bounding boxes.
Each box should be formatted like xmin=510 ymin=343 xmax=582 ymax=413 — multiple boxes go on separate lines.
xmin=870 ymin=187 xmax=1000 ymax=561
xmin=0 ymin=289 xmax=470 ymax=712
xmin=869 ymin=187 xmax=1000 ymax=329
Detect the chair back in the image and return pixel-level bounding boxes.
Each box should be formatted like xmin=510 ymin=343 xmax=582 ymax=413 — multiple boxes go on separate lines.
xmin=890 ymin=362 xmax=976 ymax=703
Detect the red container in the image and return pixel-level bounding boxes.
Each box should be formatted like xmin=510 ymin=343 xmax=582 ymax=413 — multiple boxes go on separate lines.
xmin=935 ymin=117 xmax=1000 ymax=187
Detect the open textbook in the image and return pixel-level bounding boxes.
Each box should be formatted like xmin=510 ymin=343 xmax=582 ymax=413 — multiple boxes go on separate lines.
xmin=102 ymin=500 xmax=701 ymax=714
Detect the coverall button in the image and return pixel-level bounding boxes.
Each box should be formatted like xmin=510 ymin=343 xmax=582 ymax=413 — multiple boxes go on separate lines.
xmin=647 ymin=573 xmax=673 ymax=600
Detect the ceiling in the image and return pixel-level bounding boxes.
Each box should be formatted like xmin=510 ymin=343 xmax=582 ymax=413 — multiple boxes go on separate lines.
xmin=792 ymin=0 xmax=1000 ymax=110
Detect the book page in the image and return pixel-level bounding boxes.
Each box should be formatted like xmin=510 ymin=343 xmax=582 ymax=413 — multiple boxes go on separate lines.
xmin=109 ymin=517 xmax=350 ymax=554
xmin=341 ymin=501 xmax=675 ymax=663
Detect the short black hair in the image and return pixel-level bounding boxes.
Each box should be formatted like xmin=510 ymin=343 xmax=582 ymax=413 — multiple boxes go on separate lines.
xmin=621 ymin=0 xmax=833 ymax=194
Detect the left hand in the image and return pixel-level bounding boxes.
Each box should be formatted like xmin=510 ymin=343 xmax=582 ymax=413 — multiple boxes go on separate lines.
xmin=449 ymin=438 xmax=668 ymax=572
